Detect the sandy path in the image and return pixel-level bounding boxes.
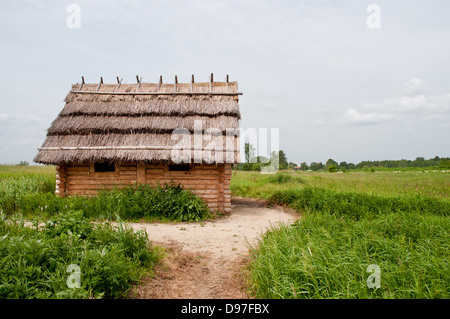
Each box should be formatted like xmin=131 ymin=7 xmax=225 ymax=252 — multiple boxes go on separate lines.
xmin=127 ymin=198 xmax=299 ymax=299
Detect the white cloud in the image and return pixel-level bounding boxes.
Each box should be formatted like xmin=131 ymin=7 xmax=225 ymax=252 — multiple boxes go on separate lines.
xmin=340 ymin=78 xmax=450 ymax=126
xmin=402 ymin=77 xmax=428 ymax=96
xmin=337 ymin=108 xmax=396 ymax=126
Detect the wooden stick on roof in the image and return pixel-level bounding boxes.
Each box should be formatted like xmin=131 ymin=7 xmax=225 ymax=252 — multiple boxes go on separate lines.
xmin=174 ymin=75 xmax=178 ymax=92
xmin=210 ymin=73 xmax=213 ymax=93
xmin=115 ymin=76 xmax=122 ymax=92
xmin=191 ymin=74 xmax=194 ymax=93
xmin=136 ymin=75 xmax=142 ymax=92
xmin=158 ymin=75 xmax=162 ymax=91
xmin=226 ymin=74 xmax=229 ymax=91
xmin=79 ymin=76 xmax=85 ymax=91
xmin=96 ymin=77 xmax=103 ymax=92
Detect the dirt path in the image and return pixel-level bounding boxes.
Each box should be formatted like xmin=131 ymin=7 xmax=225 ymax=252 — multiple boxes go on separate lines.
xmin=127 ymin=198 xmax=299 ymax=299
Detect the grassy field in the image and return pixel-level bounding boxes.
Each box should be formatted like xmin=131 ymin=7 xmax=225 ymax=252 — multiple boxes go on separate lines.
xmin=0 ymin=164 xmax=209 ymax=299
xmin=1 ymin=165 xmax=448 ymax=299
xmin=231 ymin=170 xmax=450 ymax=299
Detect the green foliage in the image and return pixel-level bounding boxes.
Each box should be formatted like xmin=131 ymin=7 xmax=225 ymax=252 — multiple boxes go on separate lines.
xmin=0 ymin=212 xmax=159 ymax=299
xmin=327 ymin=164 xmax=337 ymax=172
xmin=0 ymin=168 xmax=211 ymax=222
xmin=268 ymin=187 xmax=450 ymax=219
xmin=91 ymin=183 xmax=210 ymax=222
xmin=248 ymin=210 xmax=449 ymax=299
xmin=235 ymin=169 xmax=450 ymax=299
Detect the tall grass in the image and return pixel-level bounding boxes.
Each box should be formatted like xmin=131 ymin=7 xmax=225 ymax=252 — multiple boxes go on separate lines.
xmin=231 ymin=170 xmax=450 ymax=199
xmin=243 ymin=170 xmax=450 ymax=299
xmin=0 ymin=164 xmax=210 ymax=222
xmin=0 ymin=211 xmax=160 ymax=298
xmin=249 ymin=210 xmax=449 ymax=299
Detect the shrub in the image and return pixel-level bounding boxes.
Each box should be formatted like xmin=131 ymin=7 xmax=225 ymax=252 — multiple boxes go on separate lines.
xmin=328 ymin=164 xmax=337 ymax=172
xmin=0 ymin=212 xmax=159 ymax=299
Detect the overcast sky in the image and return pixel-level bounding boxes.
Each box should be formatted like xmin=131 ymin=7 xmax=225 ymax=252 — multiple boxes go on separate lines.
xmin=0 ymin=0 xmax=449 ymax=165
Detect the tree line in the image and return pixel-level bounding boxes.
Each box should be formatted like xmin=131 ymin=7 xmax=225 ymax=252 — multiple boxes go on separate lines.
xmin=233 ymin=143 xmax=450 ymax=171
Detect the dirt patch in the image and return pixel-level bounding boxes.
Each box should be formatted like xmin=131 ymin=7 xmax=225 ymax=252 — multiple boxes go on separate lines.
xmin=127 ymin=199 xmax=299 ymax=299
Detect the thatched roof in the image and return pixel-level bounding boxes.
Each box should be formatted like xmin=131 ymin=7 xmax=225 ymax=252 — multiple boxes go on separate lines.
xmin=34 ymin=76 xmax=242 ymax=165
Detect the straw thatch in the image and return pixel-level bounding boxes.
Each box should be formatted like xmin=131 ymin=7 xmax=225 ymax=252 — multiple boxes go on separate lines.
xmin=34 ymin=79 xmax=241 ymax=165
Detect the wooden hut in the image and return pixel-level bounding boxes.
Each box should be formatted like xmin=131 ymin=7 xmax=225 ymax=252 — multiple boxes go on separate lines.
xmin=34 ymin=74 xmax=242 ymax=213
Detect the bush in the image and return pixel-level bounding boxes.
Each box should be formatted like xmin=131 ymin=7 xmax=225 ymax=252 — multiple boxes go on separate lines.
xmin=1 ymin=182 xmax=211 ymax=222
xmin=328 ymin=164 xmax=337 ymax=172
xmin=0 ymin=212 xmax=159 ymax=299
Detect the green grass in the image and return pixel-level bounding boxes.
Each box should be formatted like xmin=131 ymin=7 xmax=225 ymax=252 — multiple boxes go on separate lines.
xmin=233 ymin=169 xmax=450 ymax=299
xmin=231 ymin=170 xmax=450 ymax=199
xmin=0 ymin=165 xmax=211 ymax=222
xmin=248 ymin=210 xmax=449 ymax=298
xmin=0 ymin=211 xmax=160 ymax=299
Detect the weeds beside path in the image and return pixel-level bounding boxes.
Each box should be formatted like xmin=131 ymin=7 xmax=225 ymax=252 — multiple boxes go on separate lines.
xmin=127 ymin=198 xmax=299 ymax=299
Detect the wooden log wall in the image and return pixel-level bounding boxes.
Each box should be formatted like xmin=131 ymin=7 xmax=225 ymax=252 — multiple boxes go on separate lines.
xmin=58 ymin=162 xmax=232 ymax=213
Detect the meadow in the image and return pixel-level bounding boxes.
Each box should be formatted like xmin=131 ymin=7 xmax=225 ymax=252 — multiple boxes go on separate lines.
xmin=0 ymin=165 xmax=448 ymax=299
xmin=0 ymin=164 xmax=208 ymax=299
xmin=230 ymin=170 xmax=449 ymax=298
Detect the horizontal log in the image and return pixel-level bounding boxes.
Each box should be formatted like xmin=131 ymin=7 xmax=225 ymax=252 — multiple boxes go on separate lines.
xmin=146 ymin=164 xmax=164 ymax=169
xmin=145 ymin=174 xmax=219 ymax=180
xmin=195 ymin=194 xmax=219 ymax=199
xmin=66 ymin=179 xmax=136 ymax=185
xmin=147 ymin=169 xmax=165 ymax=174
xmin=193 ymin=170 xmax=219 ymax=175
xmin=192 ymin=189 xmax=219 ymax=194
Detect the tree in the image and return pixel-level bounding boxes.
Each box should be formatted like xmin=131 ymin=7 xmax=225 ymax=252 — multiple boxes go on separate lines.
xmin=339 ymin=161 xmax=348 ymax=169
xmin=328 ymin=164 xmax=337 ymax=172
xmin=326 ymin=158 xmax=338 ymax=168
xmin=300 ymin=162 xmax=309 ymax=171
xmin=277 ymin=150 xmax=289 ymax=170
xmin=244 ymin=142 xmax=255 ymax=165
xmin=288 ymin=162 xmax=298 ymax=170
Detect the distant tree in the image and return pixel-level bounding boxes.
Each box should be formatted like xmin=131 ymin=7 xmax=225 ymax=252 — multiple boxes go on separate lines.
xmin=18 ymin=161 xmax=29 ymax=166
xmin=300 ymin=162 xmax=309 ymax=171
xmin=326 ymin=158 xmax=338 ymax=168
xmin=339 ymin=161 xmax=348 ymax=169
xmin=328 ymin=164 xmax=337 ymax=172
xmin=244 ymin=142 xmax=256 ymax=165
xmin=288 ymin=162 xmax=298 ymax=170
xmin=278 ymin=150 xmax=289 ymax=170
xmin=440 ymin=158 xmax=450 ymax=169
xmin=347 ymin=163 xmax=356 ymax=170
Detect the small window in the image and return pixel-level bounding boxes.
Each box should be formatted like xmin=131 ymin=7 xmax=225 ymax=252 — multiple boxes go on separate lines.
xmin=94 ymin=162 xmax=116 ymax=172
xmin=169 ymin=164 xmax=190 ymax=171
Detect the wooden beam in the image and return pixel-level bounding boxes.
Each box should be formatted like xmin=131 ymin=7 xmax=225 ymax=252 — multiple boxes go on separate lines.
xmin=69 ymin=90 xmax=243 ymax=96
xmin=115 ymin=77 xmax=122 ymax=92
xmin=210 ymin=73 xmax=213 ymax=92
xmin=136 ymin=75 xmax=142 ymax=92
xmin=96 ymin=77 xmax=103 ymax=92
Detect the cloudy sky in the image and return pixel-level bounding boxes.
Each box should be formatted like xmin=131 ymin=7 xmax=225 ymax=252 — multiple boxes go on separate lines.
xmin=0 ymin=0 xmax=449 ymax=165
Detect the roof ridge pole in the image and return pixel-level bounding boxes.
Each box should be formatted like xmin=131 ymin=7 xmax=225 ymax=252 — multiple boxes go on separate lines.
xmin=191 ymin=74 xmax=194 ymax=93
xmin=136 ymin=75 xmax=142 ymax=92
xmin=79 ymin=76 xmax=85 ymax=91
xmin=174 ymin=75 xmax=178 ymax=92
xmin=158 ymin=75 xmax=162 ymax=91
xmin=96 ymin=77 xmax=103 ymax=92
xmin=226 ymin=74 xmax=229 ymax=92
xmin=115 ymin=76 xmax=122 ymax=92
xmin=210 ymin=73 xmax=213 ymax=93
